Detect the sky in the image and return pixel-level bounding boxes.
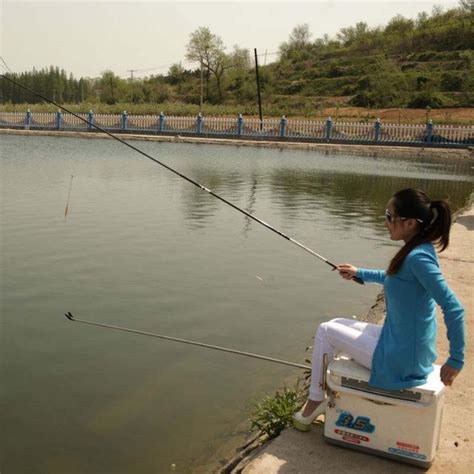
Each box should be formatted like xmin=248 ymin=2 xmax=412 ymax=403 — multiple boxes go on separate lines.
xmin=1 ymin=0 xmax=460 ymax=79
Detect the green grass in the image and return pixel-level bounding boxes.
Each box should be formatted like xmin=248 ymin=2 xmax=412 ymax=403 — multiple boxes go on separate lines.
xmin=0 ymin=101 xmax=264 ymax=117
xmin=1 ymin=101 xmax=472 ymax=125
xmin=250 ymin=379 xmax=308 ymax=439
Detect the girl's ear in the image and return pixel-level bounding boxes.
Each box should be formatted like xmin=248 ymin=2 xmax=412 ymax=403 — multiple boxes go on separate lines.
xmin=407 ymin=218 xmax=419 ymax=231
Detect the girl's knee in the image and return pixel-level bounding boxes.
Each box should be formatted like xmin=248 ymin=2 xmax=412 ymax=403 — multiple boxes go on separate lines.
xmin=316 ymin=321 xmax=330 ymax=338
xmin=316 ymin=317 xmax=355 ymax=340
xmin=331 ymin=317 xmax=353 ymax=325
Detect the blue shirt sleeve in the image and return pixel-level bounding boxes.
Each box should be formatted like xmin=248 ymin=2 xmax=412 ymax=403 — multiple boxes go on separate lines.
xmin=408 ymin=251 xmax=465 ymax=369
xmin=357 ymin=268 xmax=386 ymax=285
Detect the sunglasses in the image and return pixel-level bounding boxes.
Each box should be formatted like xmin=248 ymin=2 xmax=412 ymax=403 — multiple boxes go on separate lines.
xmin=385 ymin=209 xmax=423 ymax=224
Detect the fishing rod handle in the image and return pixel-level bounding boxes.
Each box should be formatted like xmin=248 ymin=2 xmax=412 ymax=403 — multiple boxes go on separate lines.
xmin=325 ymin=261 xmax=364 ymax=285
xmin=353 ymin=276 xmax=365 ymax=285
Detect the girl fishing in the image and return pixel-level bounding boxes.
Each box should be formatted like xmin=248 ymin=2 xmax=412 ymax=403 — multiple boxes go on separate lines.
xmin=4 ymin=76 xmax=464 ymax=435
xmin=294 ymin=188 xmax=465 ymax=431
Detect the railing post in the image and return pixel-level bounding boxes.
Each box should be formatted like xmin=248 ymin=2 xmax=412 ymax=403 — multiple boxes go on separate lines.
xmin=25 ymin=109 xmax=32 ymax=130
xmin=121 ymin=111 xmax=128 ymax=131
xmin=325 ymin=117 xmax=332 ymax=143
xmin=87 ymin=110 xmax=94 ymax=131
xmin=196 ymin=112 xmax=203 ymax=134
xmin=374 ymin=118 xmax=381 ymax=142
xmin=159 ymin=112 xmax=165 ymax=132
xmin=280 ymin=115 xmax=287 ymax=138
xmin=237 ymin=114 xmax=243 ymax=136
xmin=426 ymin=119 xmax=433 ymax=144
xmin=57 ymin=110 xmax=63 ymax=130
xmin=87 ymin=110 xmax=94 ymax=132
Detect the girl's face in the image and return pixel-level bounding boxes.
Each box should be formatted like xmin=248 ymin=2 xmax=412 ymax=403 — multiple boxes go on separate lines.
xmin=385 ymin=199 xmax=420 ymax=242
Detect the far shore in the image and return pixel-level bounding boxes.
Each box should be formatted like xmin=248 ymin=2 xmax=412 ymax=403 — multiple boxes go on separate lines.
xmin=1 ymin=128 xmax=473 ymax=161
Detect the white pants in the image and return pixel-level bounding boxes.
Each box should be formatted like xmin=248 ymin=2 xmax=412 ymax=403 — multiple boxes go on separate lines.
xmin=309 ymin=317 xmax=382 ymax=401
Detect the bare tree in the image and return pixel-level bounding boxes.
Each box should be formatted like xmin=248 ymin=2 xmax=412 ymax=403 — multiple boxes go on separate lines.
xmin=458 ymin=0 xmax=473 ymax=12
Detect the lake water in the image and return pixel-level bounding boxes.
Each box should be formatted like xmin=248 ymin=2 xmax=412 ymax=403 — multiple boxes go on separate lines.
xmin=1 ymin=135 xmax=472 ymax=473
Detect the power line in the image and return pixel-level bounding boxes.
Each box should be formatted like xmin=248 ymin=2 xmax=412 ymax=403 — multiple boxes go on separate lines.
xmin=123 ymin=51 xmax=280 ymax=79
xmin=0 ymin=57 xmax=12 ymax=74
xmin=122 ymin=60 xmax=194 ymax=77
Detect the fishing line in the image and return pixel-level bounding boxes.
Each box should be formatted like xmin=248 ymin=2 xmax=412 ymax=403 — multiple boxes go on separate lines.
xmin=64 ymin=174 xmax=74 ymax=218
xmin=64 ymin=312 xmax=310 ymax=370
xmin=1 ymin=73 xmax=363 ymax=284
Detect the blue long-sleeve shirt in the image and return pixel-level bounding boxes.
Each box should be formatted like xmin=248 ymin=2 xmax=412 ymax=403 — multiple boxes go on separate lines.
xmin=357 ymin=242 xmax=465 ymax=390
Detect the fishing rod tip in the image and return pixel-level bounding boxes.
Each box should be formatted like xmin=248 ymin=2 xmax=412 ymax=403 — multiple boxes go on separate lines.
xmin=64 ymin=312 xmax=75 ymax=321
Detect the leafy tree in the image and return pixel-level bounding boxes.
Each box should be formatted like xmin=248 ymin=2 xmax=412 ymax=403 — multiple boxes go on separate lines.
xmin=416 ymin=11 xmax=430 ymax=27
xmin=208 ymin=49 xmax=233 ymax=101
xmin=167 ymin=63 xmax=186 ymax=85
xmin=385 ymin=15 xmax=415 ymax=35
xmin=186 ymin=26 xmax=230 ymax=101
xmin=280 ymin=24 xmax=312 ymax=57
xmin=98 ymin=70 xmax=125 ymax=104
xmin=337 ymin=22 xmax=369 ymax=46
xmin=229 ymin=46 xmax=251 ymax=71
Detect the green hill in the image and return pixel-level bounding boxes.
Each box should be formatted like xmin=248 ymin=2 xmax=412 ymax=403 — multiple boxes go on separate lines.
xmin=1 ymin=2 xmax=472 ymax=114
xmin=256 ymin=5 xmax=473 ymax=109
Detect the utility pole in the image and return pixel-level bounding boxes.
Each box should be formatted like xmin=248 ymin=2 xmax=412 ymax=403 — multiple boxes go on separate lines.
xmin=254 ymin=48 xmax=263 ymax=131
xmin=127 ymin=69 xmax=138 ymax=103
xmin=200 ymin=60 xmax=204 ymax=111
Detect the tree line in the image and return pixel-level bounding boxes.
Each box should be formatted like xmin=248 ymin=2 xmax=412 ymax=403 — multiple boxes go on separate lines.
xmin=1 ymin=1 xmax=472 ymax=110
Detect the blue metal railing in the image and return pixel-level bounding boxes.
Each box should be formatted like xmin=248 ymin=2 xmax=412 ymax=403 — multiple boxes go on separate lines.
xmin=0 ymin=111 xmax=472 ymax=148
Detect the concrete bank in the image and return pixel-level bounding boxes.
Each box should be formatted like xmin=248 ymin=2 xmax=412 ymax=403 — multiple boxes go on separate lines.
xmin=1 ymin=128 xmax=473 ymax=161
xmin=233 ymin=203 xmax=473 ymax=474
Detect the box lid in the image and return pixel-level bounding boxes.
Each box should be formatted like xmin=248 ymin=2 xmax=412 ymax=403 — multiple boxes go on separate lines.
xmin=328 ymin=359 xmax=445 ymax=401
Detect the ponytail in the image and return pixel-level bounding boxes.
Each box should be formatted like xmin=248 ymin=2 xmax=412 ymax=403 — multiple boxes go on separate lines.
xmin=425 ymin=200 xmax=451 ymax=251
xmin=386 ymin=190 xmax=452 ymax=275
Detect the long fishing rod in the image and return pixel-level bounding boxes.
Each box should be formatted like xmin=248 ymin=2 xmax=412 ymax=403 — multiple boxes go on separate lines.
xmin=0 ymin=73 xmax=363 ymax=284
xmin=64 ymin=312 xmax=310 ymax=370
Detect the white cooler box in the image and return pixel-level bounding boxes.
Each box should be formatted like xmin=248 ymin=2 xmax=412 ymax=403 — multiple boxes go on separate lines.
xmin=323 ymin=359 xmax=445 ymax=469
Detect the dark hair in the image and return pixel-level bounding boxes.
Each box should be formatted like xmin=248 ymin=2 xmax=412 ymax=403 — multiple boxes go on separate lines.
xmin=387 ymin=188 xmax=451 ymax=275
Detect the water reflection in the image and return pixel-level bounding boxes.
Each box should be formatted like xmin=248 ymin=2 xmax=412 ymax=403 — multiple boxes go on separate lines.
xmin=268 ymin=170 xmax=473 ymax=235
xmin=180 ymin=167 xmax=247 ymax=229
xmin=243 ymin=173 xmax=258 ymax=238
xmin=177 ymin=155 xmax=472 ymax=240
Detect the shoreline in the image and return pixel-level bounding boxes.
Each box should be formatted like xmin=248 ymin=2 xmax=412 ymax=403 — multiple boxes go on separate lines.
xmin=217 ymin=292 xmax=387 ymax=473
xmin=1 ymin=128 xmax=473 ymax=161
xmin=230 ymin=200 xmax=473 ymax=473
